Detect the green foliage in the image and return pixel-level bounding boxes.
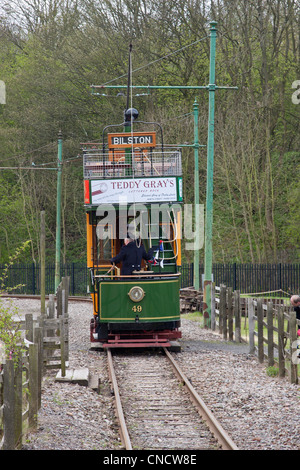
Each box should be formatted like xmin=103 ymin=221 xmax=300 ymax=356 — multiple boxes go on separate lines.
xmin=285 ymin=159 xmax=300 ymax=259
xmin=0 ymin=300 xmax=25 ymax=363
xmin=266 ymin=366 xmax=279 ymax=378
xmin=0 ymin=0 xmax=299 ymax=264
xmin=0 ymin=242 xmax=30 ymax=363
xmin=0 ymin=175 xmax=32 ymax=263
xmin=0 ymin=241 xmax=30 ymax=291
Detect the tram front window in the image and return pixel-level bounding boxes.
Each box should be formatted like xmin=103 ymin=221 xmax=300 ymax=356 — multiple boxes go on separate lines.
xmin=98 ymin=237 xmax=112 ymax=260
xmin=93 ymin=222 xmax=115 ymax=265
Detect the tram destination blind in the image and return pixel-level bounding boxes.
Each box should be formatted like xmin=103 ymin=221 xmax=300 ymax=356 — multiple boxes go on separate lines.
xmin=108 ymin=132 xmax=156 ymax=149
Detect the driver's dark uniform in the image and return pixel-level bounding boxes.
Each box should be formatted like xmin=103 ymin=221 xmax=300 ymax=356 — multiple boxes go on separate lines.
xmin=110 ymin=241 xmax=153 ymax=275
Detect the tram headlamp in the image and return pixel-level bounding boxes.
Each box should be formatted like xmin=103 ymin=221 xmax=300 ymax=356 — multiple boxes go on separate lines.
xmin=124 ymin=107 xmax=139 ymax=122
xmin=128 ymin=286 xmax=145 ymax=302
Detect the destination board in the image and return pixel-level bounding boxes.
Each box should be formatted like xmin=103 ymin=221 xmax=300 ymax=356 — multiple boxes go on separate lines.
xmin=108 ymin=131 xmax=156 ymax=149
xmin=88 ymin=176 xmax=182 ymax=204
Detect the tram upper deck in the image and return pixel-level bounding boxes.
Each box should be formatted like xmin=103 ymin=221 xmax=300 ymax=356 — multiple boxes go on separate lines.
xmin=82 ymin=145 xmax=182 ymax=180
xmin=82 ymin=131 xmax=183 ymax=207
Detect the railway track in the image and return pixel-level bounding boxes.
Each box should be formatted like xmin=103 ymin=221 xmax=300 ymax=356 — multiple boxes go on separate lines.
xmin=107 ymin=348 xmax=238 ymax=451
xmin=1 ymin=294 xmax=92 ymax=302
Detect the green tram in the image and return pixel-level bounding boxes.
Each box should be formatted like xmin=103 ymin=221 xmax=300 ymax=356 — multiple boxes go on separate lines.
xmin=83 ymin=108 xmax=183 ymax=348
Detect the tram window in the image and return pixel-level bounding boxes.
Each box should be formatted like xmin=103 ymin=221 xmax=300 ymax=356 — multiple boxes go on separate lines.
xmin=92 ymin=222 xmax=115 ymax=264
xmin=98 ymin=237 xmax=112 ymax=260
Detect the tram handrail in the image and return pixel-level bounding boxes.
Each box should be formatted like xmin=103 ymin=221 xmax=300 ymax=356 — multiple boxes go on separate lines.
xmin=94 ymin=272 xmax=181 ymax=278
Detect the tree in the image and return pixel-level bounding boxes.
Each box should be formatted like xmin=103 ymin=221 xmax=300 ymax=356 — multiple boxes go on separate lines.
xmin=0 ymin=0 xmax=299 ymax=264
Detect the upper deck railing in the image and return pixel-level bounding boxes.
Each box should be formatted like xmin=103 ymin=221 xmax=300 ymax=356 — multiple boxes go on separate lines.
xmin=82 ymin=144 xmax=182 ymax=179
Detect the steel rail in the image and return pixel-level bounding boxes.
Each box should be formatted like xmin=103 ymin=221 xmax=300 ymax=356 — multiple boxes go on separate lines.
xmin=107 ymin=349 xmax=132 ymax=450
xmin=1 ymin=294 xmax=92 ymax=302
xmin=163 ymin=347 xmax=239 ymax=451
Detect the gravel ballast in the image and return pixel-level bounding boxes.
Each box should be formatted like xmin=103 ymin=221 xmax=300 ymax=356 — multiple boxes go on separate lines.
xmin=5 ymin=297 xmax=299 ymax=451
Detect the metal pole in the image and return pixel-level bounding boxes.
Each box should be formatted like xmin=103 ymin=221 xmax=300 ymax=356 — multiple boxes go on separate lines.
xmin=40 ymin=210 xmax=45 ymax=314
xmin=203 ymin=21 xmax=217 ymax=327
xmin=193 ymin=98 xmax=200 ymax=290
xmin=55 ymin=131 xmax=63 ymax=291
xmin=124 ymin=44 xmax=134 ymax=176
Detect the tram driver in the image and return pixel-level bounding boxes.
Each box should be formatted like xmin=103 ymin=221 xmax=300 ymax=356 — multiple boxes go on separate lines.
xmin=110 ymin=238 xmax=153 ymax=275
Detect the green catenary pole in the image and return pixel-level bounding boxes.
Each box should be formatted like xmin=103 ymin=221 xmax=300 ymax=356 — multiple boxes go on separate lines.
xmin=193 ymin=98 xmax=200 ymax=290
xmin=55 ymin=131 xmax=63 ymax=291
xmin=203 ymin=21 xmax=217 ymax=326
xmin=124 ymin=44 xmax=134 ymax=176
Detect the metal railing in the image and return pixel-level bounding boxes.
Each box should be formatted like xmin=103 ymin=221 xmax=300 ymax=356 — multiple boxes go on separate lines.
xmin=0 ymin=262 xmax=299 ymax=296
xmin=83 ymin=148 xmax=182 ymax=179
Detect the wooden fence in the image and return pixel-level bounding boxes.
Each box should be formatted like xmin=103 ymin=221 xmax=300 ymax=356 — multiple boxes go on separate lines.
xmin=0 ymin=277 xmax=69 ymax=450
xmin=212 ymin=284 xmax=299 ymax=384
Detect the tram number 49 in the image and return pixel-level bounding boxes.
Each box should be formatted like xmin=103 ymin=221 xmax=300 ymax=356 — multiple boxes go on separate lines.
xmin=132 ymin=305 xmax=142 ymax=313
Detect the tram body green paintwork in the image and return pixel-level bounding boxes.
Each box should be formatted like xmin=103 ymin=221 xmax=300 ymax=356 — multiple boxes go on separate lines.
xmin=98 ymin=277 xmax=180 ymax=323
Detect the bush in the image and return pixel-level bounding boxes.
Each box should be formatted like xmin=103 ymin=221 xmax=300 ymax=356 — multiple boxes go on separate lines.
xmin=0 ymin=241 xmax=30 ymax=363
xmin=0 ymin=300 xmax=25 ymax=362
xmin=266 ymin=366 xmax=279 ymax=377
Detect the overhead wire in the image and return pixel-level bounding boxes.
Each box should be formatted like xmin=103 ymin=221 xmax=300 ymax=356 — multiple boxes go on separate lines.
xmin=0 ymin=141 xmax=56 ymax=163
xmin=101 ymin=35 xmax=210 ymax=87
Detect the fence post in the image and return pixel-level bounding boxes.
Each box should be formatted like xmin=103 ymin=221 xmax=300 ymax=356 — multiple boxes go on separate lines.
xmin=14 ymin=354 xmax=23 ymax=450
xmin=267 ymin=302 xmax=274 ymax=367
xmin=219 ymin=284 xmax=226 ymax=336
xmin=25 ymin=313 xmax=33 ymax=343
xmin=227 ymin=287 xmax=233 ymax=341
xmin=248 ymin=298 xmax=255 ymax=354
xmin=211 ymin=282 xmax=216 ymax=330
xmin=48 ymin=294 xmax=55 ymax=318
xmin=223 ymin=287 xmax=228 ymax=340
xmin=62 ymin=277 xmax=69 ymax=362
xmin=34 ymin=324 xmax=43 ymax=408
xmin=234 ymin=290 xmax=241 ymax=343
xmin=57 ymin=286 xmax=62 ymax=318
xmin=277 ymin=306 xmax=285 ymax=378
xmin=3 ymin=359 xmax=15 ymax=450
xmin=221 ymin=285 xmax=227 ymax=339
xmin=62 ymin=276 xmax=70 ymax=315
xmin=257 ymin=298 xmax=264 ymax=363
xmin=289 ymin=311 xmax=298 ymax=385
xmin=28 ymin=343 xmax=39 ymax=430
xmin=46 ymin=294 xmax=55 ymax=362
xmin=59 ymin=316 xmax=66 ymax=377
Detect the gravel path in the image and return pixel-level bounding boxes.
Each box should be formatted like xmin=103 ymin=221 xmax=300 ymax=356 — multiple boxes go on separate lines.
xmin=6 ymin=298 xmax=299 ymax=451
